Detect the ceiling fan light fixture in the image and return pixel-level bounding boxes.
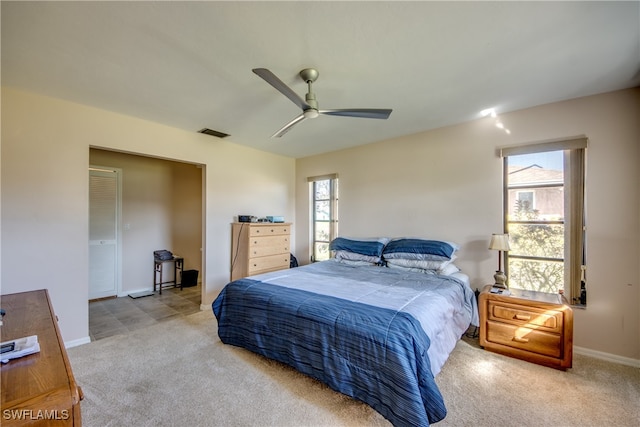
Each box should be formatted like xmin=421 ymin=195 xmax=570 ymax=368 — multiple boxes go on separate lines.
xmin=303 ymin=109 xmax=319 ymax=119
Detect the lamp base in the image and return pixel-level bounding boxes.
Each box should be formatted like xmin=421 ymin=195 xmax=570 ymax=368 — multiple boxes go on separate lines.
xmin=493 ymin=270 xmax=508 ymax=289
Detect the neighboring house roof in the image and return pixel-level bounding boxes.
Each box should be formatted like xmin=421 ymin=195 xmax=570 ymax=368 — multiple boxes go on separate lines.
xmin=508 ymin=164 xmax=563 ymax=186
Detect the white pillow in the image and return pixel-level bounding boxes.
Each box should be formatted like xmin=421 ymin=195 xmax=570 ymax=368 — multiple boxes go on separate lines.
xmin=385 ymin=255 xmax=457 ymax=271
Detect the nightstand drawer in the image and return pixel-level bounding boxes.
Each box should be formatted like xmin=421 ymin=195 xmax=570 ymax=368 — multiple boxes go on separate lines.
xmin=488 ymin=301 xmax=562 ymax=333
xmin=486 ymin=320 xmax=562 ymax=358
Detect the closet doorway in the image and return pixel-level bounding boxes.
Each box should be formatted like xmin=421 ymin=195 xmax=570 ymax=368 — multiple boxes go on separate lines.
xmin=89 ymin=166 xmax=122 ymax=300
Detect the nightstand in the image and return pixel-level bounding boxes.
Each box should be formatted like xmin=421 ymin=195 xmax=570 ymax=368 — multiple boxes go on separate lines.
xmin=479 ymin=285 xmax=573 ymax=370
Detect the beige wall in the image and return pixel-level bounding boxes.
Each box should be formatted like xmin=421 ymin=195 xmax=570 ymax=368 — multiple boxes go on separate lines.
xmin=90 ymin=149 xmax=203 ymax=294
xmin=2 ymin=86 xmax=637 ymax=363
xmin=171 ymin=161 xmax=203 ymax=274
xmin=296 ymin=88 xmax=640 ymax=363
xmin=1 ymin=88 xmax=296 ymax=345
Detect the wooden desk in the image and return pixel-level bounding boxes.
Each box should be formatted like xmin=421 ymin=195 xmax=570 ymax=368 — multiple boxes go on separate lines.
xmin=1 ymin=289 xmax=83 ymax=426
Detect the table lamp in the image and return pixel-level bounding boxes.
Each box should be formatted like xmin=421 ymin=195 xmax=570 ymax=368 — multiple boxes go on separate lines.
xmin=489 ymin=233 xmax=511 ymax=288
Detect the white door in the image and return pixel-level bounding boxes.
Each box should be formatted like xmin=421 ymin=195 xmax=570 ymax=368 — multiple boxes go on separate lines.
xmin=89 ymin=167 xmax=121 ymax=300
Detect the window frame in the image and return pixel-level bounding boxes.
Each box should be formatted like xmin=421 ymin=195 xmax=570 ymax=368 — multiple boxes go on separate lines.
xmin=501 ymin=137 xmax=587 ymax=305
xmin=308 ymin=174 xmax=338 ymax=262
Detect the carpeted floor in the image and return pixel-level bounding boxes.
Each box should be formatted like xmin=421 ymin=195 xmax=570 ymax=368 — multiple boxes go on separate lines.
xmin=67 ymin=309 xmax=640 ymax=427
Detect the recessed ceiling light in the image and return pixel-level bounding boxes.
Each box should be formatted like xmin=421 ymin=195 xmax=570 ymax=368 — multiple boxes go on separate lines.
xmin=480 ymin=108 xmax=497 ymax=118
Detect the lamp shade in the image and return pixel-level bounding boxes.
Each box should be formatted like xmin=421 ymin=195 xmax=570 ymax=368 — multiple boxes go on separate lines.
xmin=489 ymin=234 xmax=511 ymax=251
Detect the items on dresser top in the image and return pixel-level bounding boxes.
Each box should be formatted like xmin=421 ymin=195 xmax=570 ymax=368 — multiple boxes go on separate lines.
xmin=1 ymin=289 xmax=83 ymax=426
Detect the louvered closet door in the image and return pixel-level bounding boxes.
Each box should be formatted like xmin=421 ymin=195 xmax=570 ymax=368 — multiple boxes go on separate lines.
xmin=89 ymin=168 xmax=120 ymax=300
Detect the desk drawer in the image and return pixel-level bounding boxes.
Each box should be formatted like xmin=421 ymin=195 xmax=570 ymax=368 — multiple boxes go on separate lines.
xmin=248 ymin=254 xmax=290 ymax=275
xmin=486 ymin=320 xmax=562 ymax=358
xmin=488 ymin=301 xmax=563 ymax=333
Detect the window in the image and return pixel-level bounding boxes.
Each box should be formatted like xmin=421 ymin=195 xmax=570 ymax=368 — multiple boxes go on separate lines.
xmin=308 ymin=174 xmax=338 ymax=262
xmin=501 ymin=137 xmax=587 ymax=305
xmin=516 ymin=190 xmax=535 ymax=211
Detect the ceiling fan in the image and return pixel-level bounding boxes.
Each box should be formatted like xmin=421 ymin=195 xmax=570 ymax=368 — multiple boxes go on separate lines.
xmin=253 ymin=68 xmax=392 ymax=138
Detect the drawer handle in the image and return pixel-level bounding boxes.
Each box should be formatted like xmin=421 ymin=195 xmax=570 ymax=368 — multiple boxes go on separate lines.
xmin=514 ymin=314 xmax=531 ymax=321
xmin=513 ymin=336 xmax=529 ymax=343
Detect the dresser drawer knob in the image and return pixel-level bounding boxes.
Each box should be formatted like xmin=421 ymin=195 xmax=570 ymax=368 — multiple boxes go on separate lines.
xmin=515 ymin=314 xmax=531 ymax=321
xmin=513 ymin=336 xmax=530 ymax=343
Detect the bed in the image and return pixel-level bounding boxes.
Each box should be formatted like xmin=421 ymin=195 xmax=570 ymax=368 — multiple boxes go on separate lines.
xmin=212 ymin=238 xmax=479 ymax=427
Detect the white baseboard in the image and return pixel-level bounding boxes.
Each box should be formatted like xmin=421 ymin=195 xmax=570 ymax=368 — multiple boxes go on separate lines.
xmin=574 ymin=346 xmax=640 ymax=368
xmin=65 ymin=336 xmax=91 ymax=349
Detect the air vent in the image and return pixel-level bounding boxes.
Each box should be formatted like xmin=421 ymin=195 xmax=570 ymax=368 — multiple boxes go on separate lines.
xmin=198 ymin=128 xmax=230 ymax=138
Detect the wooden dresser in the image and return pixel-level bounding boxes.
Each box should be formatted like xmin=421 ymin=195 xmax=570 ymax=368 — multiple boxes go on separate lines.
xmin=230 ymin=222 xmax=292 ymax=281
xmin=1 ymin=289 xmax=83 ymax=426
xmin=479 ymin=285 xmax=573 ymax=370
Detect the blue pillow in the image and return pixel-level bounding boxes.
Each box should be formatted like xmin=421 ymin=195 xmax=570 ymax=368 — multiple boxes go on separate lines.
xmin=383 ymin=238 xmax=457 ymax=261
xmin=329 ymin=237 xmax=388 ymax=257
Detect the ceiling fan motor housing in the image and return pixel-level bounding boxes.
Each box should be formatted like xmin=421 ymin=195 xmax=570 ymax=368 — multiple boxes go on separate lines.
xmin=299 ymin=68 xmax=319 ymax=83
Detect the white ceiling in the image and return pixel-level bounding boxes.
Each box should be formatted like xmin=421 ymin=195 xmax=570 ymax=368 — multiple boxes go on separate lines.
xmin=2 ymin=1 xmax=639 ymax=158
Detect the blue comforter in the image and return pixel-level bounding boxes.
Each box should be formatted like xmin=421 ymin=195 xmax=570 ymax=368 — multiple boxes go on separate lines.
xmin=212 ymin=261 xmax=476 ymax=426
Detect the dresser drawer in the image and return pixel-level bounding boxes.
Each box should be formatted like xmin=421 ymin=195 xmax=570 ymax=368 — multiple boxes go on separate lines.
xmin=249 ymin=225 xmax=290 ymax=237
xmin=486 ymin=320 xmax=562 ymax=358
xmin=488 ymin=301 xmax=563 ymax=334
xmin=250 ymin=235 xmax=290 ymax=257
xmin=248 ymin=253 xmax=290 ymax=275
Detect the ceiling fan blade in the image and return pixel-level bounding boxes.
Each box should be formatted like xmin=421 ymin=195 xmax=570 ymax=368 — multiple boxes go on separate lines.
xmin=271 ymin=113 xmax=306 ymax=138
xmin=253 ymin=68 xmax=310 ymax=111
xmin=319 ymin=109 xmax=392 ymax=119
